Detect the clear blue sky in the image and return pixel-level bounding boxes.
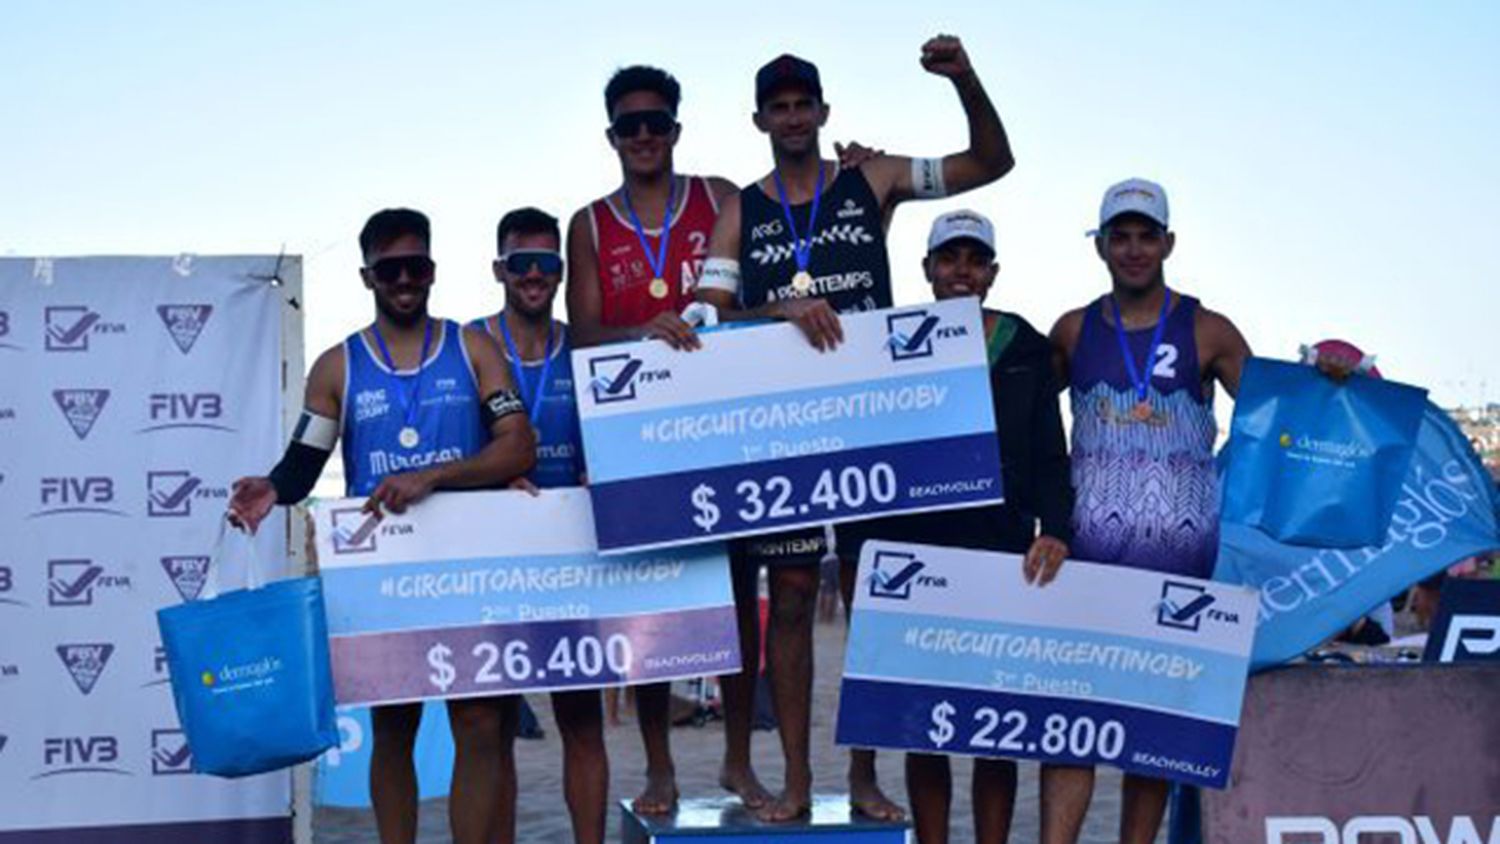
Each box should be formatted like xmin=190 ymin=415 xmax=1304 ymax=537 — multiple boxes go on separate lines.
xmin=3 ymin=2 xmax=1496 ymax=409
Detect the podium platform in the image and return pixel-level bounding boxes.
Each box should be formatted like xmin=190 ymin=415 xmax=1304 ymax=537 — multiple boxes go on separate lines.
xmin=621 ymin=795 xmax=910 ymax=843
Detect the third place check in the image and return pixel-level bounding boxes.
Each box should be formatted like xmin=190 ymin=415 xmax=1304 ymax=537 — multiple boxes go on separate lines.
xmin=574 ymin=298 xmax=1004 ymax=553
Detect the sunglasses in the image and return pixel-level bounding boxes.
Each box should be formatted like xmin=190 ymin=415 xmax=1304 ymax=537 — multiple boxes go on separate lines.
xmin=610 ymin=110 xmax=677 ymax=139
xmin=366 ymin=255 xmax=435 ymax=285
xmin=499 ymin=250 xmax=564 ymax=276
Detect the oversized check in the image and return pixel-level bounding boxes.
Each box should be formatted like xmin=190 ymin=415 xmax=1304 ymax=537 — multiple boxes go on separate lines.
xmin=314 ymin=488 xmax=739 ymax=706
xmin=574 ymin=297 xmax=1003 ymax=553
xmin=835 ymin=542 xmax=1257 ymax=789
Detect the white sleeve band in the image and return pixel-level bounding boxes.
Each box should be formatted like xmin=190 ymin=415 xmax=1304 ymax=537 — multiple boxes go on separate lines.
xmin=698 ymin=257 xmax=742 ymax=294
xmin=291 ymin=410 xmax=338 ymax=451
xmin=912 ymin=157 xmax=948 ymax=199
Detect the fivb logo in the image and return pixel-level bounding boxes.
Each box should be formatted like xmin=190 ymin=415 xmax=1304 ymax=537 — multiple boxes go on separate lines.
xmin=57 ymin=642 xmax=115 ymax=695
xmin=157 ymin=304 xmax=213 ymax=354
xmin=868 ymin=550 xmax=948 ymax=600
xmin=0 ymin=563 xmax=22 ymax=606
xmin=588 ymin=353 xmax=670 ymax=404
xmin=52 ymin=389 xmax=111 ymax=440
xmin=1438 ymin=615 xmax=1500 ymax=663
xmin=144 ymin=392 xmax=230 ymax=433
xmin=161 ymin=555 xmax=211 ymax=602
xmin=0 ymin=308 xmax=18 ymax=350
xmin=331 ymin=508 xmax=383 ymax=554
xmin=48 ymin=559 xmax=131 ymax=607
xmin=151 ymin=729 xmax=193 ymax=775
xmin=44 ymin=305 xmax=125 ymax=352
xmin=36 ymin=735 xmax=129 ymax=779
xmin=886 ymin=309 xmax=968 ymax=361
xmin=36 ymin=476 xmax=124 ymax=518
xmin=1155 ymin=581 xmax=1240 ymax=632
xmin=147 ymin=470 xmax=227 ymax=517
xmin=1266 ymin=815 xmax=1500 ymax=844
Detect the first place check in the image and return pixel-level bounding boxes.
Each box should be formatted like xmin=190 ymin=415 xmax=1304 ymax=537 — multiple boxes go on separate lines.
xmin=574 ymin=298 xmax=1004 ymax=554
xmin=314 ymin=489 xmax=740 ymax=707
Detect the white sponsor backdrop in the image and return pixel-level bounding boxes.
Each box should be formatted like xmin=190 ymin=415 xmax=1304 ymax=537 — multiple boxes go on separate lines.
xmin=0 ymin=256 xmax=297 ymax=837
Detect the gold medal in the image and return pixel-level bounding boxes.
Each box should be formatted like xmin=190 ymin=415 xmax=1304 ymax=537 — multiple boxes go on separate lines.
xmin=648 ymin=277 xmax=669 ymax=300
xmin=792 ymin=270 xmax=814 ymax=294
xmin=1131 ymin=401 xmax=1153 ymax=422
xmin=399 ymin=426 xmax=421 ymax=449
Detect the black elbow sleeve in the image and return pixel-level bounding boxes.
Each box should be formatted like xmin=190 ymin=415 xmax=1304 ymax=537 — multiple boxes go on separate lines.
xmin=268 ymin=441 xmax=333 ymax=504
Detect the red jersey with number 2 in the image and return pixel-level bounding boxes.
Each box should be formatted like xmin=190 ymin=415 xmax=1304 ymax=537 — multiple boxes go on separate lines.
xmin=589 ymin=175 xmax=719 ymax=327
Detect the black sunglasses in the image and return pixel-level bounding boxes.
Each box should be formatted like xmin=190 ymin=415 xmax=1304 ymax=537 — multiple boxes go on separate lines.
xmin=366 ymin=255 xmax=435 ymax=285
xmin=610 ymin=110 xmax=676 ymax=139
xmin=499 ymin=250 xmax=564 ymax=276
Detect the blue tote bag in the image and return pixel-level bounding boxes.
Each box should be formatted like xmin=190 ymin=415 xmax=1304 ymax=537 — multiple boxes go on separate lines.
xmin=157 ymin=520 xmax=339 ymax=778
xmin=1221 ymin=357 xmax=1427 ymax=548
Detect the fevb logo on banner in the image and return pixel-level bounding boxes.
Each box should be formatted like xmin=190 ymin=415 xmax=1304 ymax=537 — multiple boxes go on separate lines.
xmin=44 ymin=305 xmax=125 ymax=352
xmin=886 ymin=309 xmax=969 ymax=362
xmin=331 ymin=508 xmax=382 ymax=554
xmin=157 ymin=304 xmax=213 ymax=354
xmin=1155 ymin=581 xmax=1240 ymax=632
xmin=868 ymin=550 xmax=947 ymax=599
xmin=57 ymin=642 xmax=115 ymax=695
xmin=48 ymin=559 xmax=131 ymax=607
xmin=52 ymin=389 xmax=111 ymax=440
xmin=588 ymin=354 xmax=670 ymax=404
xmin=147 ymin=470 xmax=226 ymax=517
xmin=150 ymin=729 xmax=193 ymax=775
xmin=161 ymin=555 xmax=211 ymax=602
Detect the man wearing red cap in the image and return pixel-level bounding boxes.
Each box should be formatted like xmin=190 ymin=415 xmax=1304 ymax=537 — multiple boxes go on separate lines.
xmin=696 ymin=34 xmax=1017 ymax=823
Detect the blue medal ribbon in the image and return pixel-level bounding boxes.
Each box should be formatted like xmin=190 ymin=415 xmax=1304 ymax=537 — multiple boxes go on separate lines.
xmin=496 ymin=313 xmax=555 ymax=429
xmin=772 ymin=163 xmax=826 ymax=280
xmin=620 ymin=176 xmax=678 ymax=286
xmin=1108 ymin=289 xmax=1172 ymax=405
xmin=371 ymin=317 xmax=434 ymax=438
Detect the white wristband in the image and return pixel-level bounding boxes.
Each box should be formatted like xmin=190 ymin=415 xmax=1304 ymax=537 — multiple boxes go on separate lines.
xmin=699 ymin=257 xmax=742 ymax=294
xmin=291 ymin=410 xmax=337 ymax=451
xmin=912 ymin=157 xmax=948 ymax=199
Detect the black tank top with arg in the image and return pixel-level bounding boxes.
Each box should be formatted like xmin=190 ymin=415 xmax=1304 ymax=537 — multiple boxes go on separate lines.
xmin=737 ymin=166 xmax=893 ymax=314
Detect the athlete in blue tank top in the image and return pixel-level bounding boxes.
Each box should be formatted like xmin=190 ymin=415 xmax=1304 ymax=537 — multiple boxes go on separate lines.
xmin=1049 ymin=180 xmax=1251 ymax=844
xmin=471 ymin=206 xmax=603 ymax=844
xmin=228 ymin=208 xmax=535 ymax=844
xmin=694 ymin=36 xmax=1020 ymax=826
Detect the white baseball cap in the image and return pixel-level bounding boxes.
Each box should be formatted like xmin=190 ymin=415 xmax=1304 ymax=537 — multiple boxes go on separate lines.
xmin=1089 ymin=178 xmax=1169 ymax=235
xmin=927 ymin=210 xmax=997 ymax=256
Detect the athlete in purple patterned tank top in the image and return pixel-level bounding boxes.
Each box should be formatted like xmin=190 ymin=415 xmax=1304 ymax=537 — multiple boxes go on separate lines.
xmin=1050 ymin=178 xmax=1251 ymax=844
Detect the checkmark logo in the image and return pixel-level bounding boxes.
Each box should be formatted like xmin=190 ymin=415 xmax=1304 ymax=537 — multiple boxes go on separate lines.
xmin=331 ymin=507 xmax=380 ymax=554
xmin=147 ymin=471 xmax=201 ymax=517
xmin=1156 ymin=582 xmax=1216 ymax=631
xmin=589 ymin=355 xmax=644 ymax=404
xmin=886 ymin=312 xmax=939 ymax=360
xmin=45 ymin=307 xmax=100 ymax=351
xmin=870 ymin=551 xmax=925 ymax=600
xmin=151 ymin=729 xmax=193 ymax=775
xmin=48 ymin=560 xmax=103 ymax=606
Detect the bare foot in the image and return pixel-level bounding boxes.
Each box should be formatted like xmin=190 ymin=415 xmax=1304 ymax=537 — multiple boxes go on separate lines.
xmin=850 ymin=777 xmax=906 ymax=821
xmin=719 ymin=764 xmax=773 ymax=810
xmin=631 ymin=769 xmax=678 ymax=815
xmin=753 ymin=790 xmax=812 ymax=823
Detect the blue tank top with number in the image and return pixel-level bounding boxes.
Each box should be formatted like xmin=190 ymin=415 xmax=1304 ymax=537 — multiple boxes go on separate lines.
xmin=1068 ymin=293 xmax=1220 ymax=577
xmin=471 ymin=316 xmax=584 ymax=489
xmin=341 ymin=320 xmax=486 ymax=496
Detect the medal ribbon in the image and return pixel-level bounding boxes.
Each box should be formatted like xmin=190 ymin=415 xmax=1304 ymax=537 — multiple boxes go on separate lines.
xmin=620 ymin=175 xmax=678 ymax=286
xmin=773 ymin=163 xmax=826 ymax=279
xmin=371 ymin=317 xmax=435 ymax=437
xmin=1108 ymin=289 xmax=1172 ymax=404
xmin=496 ymin=313 xmax=555 ymax=429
